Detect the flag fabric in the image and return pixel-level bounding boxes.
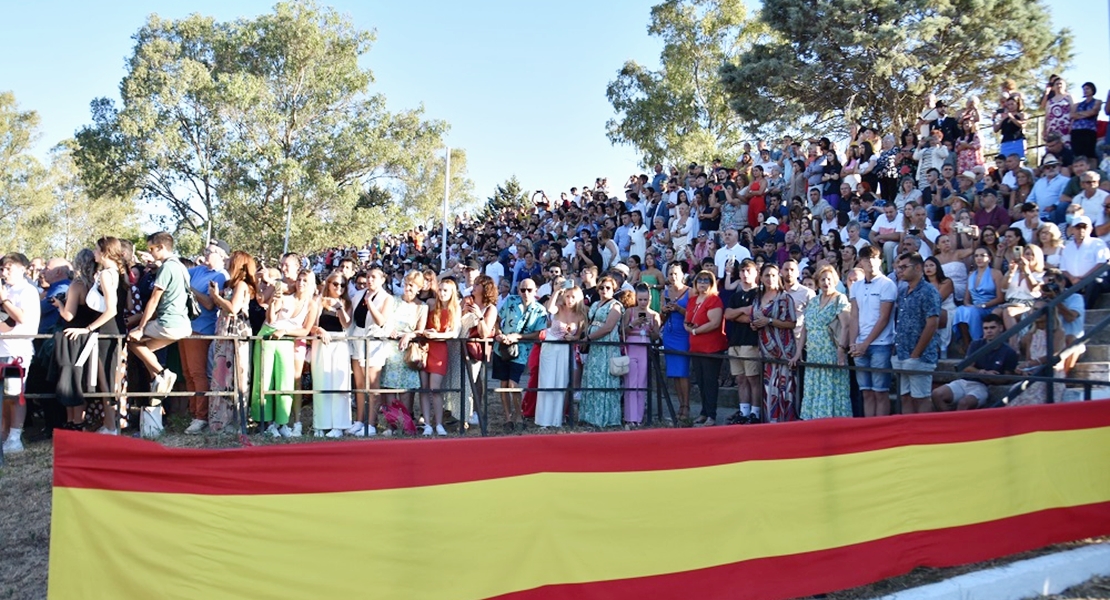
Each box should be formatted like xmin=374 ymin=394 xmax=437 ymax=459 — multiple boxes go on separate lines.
xmin=49 ymin=401 xmax=1110 ymax=599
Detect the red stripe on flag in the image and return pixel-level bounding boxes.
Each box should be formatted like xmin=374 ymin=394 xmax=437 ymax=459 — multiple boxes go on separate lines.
xmin=488 ymin=500 xmax=1110 ymax=600
xmin=53 ymin=401 xmax=1110 ymax=495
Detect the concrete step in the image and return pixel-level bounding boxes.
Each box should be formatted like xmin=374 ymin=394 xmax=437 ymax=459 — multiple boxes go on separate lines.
xmin=1086 ymin=308 xmax=1110 ymax=327
xmin=1070 ymin=362 xmax=1110 ymax=382
xmin=1093 ymin=295 xmax=1110 ymax=310
xmin=1087 ymin=328 xmax=1110 ymax=346
xmin=1079 ymin=344 xmax=1110 ymax=362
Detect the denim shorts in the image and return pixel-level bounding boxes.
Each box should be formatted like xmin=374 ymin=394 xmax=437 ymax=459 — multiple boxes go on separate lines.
xmin=891 ymin=357 xmax=935 ymax=399
xmin=855 ymin=344 xmax=892 ymax=392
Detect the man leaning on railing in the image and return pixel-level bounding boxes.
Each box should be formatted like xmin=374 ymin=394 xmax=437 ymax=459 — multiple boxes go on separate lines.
xmin=932 ymin=315 xmax=1018 ymax=411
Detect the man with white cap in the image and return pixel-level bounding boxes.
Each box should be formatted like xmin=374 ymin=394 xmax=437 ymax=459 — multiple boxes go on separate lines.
xmin=1028 ymin=154 xmax=1068 ymax=224
xmin=753 ymin=216 xmax=785 ymax=251
xmin=1060 ymin=215 xmax=1110 ymax=304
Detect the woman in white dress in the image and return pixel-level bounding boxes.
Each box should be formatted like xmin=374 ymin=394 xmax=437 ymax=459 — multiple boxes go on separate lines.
xmin=628 ymin=210 xmax=649 ymax=263
xmin=924 ymin=257 xmax=957 ymax=358
xmin=535 ymin=285 xmax=587 ymax=428
xmin=311 ymin=272 xmax=353 ymax=437
xmin=346 ymin=267 xmax=393 ymax=437
xmin=934 ymin=234 xmax=973 ymax=304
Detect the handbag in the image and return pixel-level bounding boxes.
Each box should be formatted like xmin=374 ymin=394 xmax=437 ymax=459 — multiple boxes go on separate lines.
xmin=609 ymin=354 xmax=630 ymax=377
xmin=499 ymin=340 xmax=519 ymax=361
xmin=403 ymin=339 xmax=428 ymax=370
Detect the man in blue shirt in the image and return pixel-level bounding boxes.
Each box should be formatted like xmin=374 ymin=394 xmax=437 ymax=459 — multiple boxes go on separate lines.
xmin=181 ymin=241 xmax=229 ymax=435
xmin=37 ymin=258 xmax=71 ymax=334
xmin=932 ymin=314 xmax=1018 ymax=411
xmin=614 ymin=211 xmax=632 ymax=262
xmin=891 ymin=252 xmax=941 ymax=414
xmin=1027 ymin=155 xmax=1069 ymax=223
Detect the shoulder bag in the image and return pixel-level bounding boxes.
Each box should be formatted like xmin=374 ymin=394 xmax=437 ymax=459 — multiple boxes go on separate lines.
xmin=608 ymin=301 xmax=630 ymax=377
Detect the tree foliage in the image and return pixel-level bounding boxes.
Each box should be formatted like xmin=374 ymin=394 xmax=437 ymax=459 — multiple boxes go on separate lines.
xmin=74 ymin=1 xmax=460 ymax=257
xmin=483 ymin=176 xmax=531 ymax=218
xmin=606 ymin=0 xmax=766 ymax=168
xmin=0 ymin=93 xmax=139 ymax=259
xmin=718 ymin=0 xmax=1074 ymax=136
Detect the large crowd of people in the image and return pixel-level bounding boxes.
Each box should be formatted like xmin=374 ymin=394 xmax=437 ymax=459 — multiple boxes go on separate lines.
xmin=2 ymin=78 xmax=1109 ymax=452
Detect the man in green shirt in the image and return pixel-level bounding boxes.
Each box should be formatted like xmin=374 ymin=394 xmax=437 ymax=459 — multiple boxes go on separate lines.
xmin=127 ymin=232 xmax=192 ymax=396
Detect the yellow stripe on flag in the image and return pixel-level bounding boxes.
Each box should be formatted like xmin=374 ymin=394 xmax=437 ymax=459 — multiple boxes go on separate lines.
xmin=49 ymin=426 xmax=1110 ymax=599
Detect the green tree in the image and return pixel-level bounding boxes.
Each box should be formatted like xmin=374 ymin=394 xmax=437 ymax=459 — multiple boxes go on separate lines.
xmin=47 ymin=142 xmax=142 ymax=258
xmin=482 ymin=176 xmax=531 ymax=218
xmin=75 ymin=1 xmax=459 ymax=257
xmin=718 ymin=0 xmax=1074 ymax=136
xmin=606 ymin=0 xmax=765 ymax=168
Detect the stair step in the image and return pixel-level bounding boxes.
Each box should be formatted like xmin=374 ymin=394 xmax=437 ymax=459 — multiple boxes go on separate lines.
xmin=1086 ymin=308 xmax=1110 ymax=326
xmin=1079 ymin=344 xmax=1110 ymax=362
xmin=1070 ymin=362 xmax=1110 ymax=382
xmin=1088 ymin=328 xmax=1110 ymax=346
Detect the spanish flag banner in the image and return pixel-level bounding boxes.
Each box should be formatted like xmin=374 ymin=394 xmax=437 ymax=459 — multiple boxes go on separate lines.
xmin=49 ymin=401 xmax=1110 ymax=599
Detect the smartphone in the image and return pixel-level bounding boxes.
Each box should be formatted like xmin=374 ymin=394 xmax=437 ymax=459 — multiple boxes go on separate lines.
xmin=1013 ymin=247 xmax=1022 ymax=259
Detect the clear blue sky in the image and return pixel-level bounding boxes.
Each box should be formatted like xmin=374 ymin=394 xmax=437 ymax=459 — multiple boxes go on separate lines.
xmin=0 ymin=0 xmax=1105 ymax=211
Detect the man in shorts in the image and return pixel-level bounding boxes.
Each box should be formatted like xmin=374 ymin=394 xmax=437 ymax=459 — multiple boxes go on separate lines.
xmin=932 ymin=314 xmax=1018 ymax=410
xmin=0 ymin=253 xmax=42 ymax=453
xmin=127 ymin=232 xmax=192 ymax=399
xmin=891 ymin=253 xmax=940 ymax=414
xmin=723 ymin=259 xmax=762 ymax=423
xmin=848 ymin=245 xmax=897 ymax=417
xmin=494 ymin=278 xmax=547 ymax=432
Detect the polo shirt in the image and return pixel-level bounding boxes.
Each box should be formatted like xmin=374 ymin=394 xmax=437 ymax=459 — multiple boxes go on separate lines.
xmin=1028 ymin=174 xmax=1068 ymax=219
xmin=1060 ymin=237 xmax=1110 ymax=280
xmin=187 ymin=265 xmax=228 ymax=335
xmin=849 ymin=274 xmax=897 ymax=346
xmin=964 ymin=338 xmax=1018 ymax=374
xmin=153 ymin=257 xmax=191 ymax=331
xmin=714 ymin=244 xmax=752 ymax=278
xmin=894 ymin=280 xmax=941 ymax=362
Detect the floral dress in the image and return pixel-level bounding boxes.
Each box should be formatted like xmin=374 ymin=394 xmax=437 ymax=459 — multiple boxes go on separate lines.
xmin=800 ymin=293 xmax=852 ymax=420
xmin=580 ymin=299 xmax=623 ymax=427
xmin=381 ymin=298 xmax=424 ymax=391
xmin=209 ymin=287 xmax=252 ymax=432
xmin=755 ymin=292 xmax=798 ymax=422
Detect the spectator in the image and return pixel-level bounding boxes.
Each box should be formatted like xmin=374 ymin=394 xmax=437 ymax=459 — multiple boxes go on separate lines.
xmin=1038 ymin=222 xmax=1066 ymax=268
xmin=953 ymin=247 xmax=1006 ymax=355
xmin=494 ymin=277 xmax=547 ymax=431
xmin=252 ymin=274 xmax=313 ymax=438
xmin=460 ymin=275 xmax=498 ymax=427
xmin=53 ymin=249 xmax=99 ymax=431
xmin=1007 ymin=301 xmax=1068 ymax=407
xmin=660 ymin=263 xmax=691 ymax=419
xmin=923 ymin=256 xmax=956 ymax=358
xmin=1060 ymin=216 xmax=1110 ymax=304
xmin=0 ymin=253 xmax=41 ymax=452
xmin=848 ymin=245 xmax=896 ymax=417
xmin=723 ymin=259 xmax=762 ymax=424
xmin=348 ymin=267 xmax=393 ymax=436
xmin=534 ymin=284 xmax=585 ymax=429
xmin=622 ymin=284 xmax=660 ymax=427
xmin=1039 ymin=76 xmax=1073 ymax=144
xmin=993 ymin=96 xmax=1027 ymax=158
xmin=799 ymin=264 xmax=851 ymax=419
xmin=751 ymin=263 xmax=799 ymax=422
xmin=1028 ymin=155 xmax=1068 ymax=224
xmin=419 ymin=277 xmax=461 ymax=436
xmin=380 ymin=271 xmax=427 ymax=425
xmin=892 ymin=252 xmax=941 ymax=414
xmin=685 ymin=270 xmax=727 ymax=427
xmin=1013 ymin=202 xmax=1043 ymax=244
xmin=180 ymin=242 xmax=229 ymax=435
xmin=996 ymin=245 xmax=1045 ymax=334
xmin=955 ymin=118 xmax=984 ymax=173
xmin=869 ymin=201 xmax=904 ymax=270
xmin=932 ymin=314 xmax=1018 ymax=410
xmin=580 ymin=275 xmax=624 ymax=428
xmin=208 ymin=250 xmax=255 ymax=434
xmin=310 ymin=271 xmax=352 ymax=437
xmin=127 ymin=232 xmax=191 ymax=400
xmin=37 ymin=258 xmax=72 ymax=335
xmin=1070 ymin=82 xmax=1102 ymax=160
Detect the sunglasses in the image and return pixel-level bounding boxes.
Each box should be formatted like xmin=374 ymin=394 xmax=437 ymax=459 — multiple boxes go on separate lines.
xmin=598 ymin=285 xmax=614 ymax=291
xmin=328 ymin=281 xmax=342 ymax=287
xmin=518 ymin=287 xmax=536 ymax=292
xmin=695 ymin=278 xmax=712 ymax=283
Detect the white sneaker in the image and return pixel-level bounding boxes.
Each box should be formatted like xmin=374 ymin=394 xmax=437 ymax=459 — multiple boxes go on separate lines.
xmin=3 ymin=436 xmax=23 ymax=453
xmin=347 ymin=422 xmax=366 ymax=437
xmin=468 ymin=411 xmax=480 ymax=426
xmin=422 ymin=424 xmax=433 ymax=437
xmin=184 ymin=419 xmax=207 ymax=435
xmin=435 ymin=424 xmax=448 ymax=437
xmin=96 ymin=427 xmax=119 ymax=436
xmin=381 ymin=429 xmax=393 ymax=437
xmin=266 ymin=423 xmax=281 ymax=438
xmin=345 ymin=422 xmax=363 ymax=435
xmin=289 ymin=422 xmax=302 ymax=438
xmin=314 ymin=429 xmax=325 ymax=438
xmin=155 ymin=370 xmax=177 ymax=394
xmin=278 ymin=425 xmax=292 ymax=438
xmin=326 ymin=429 xmax=344 ymax=438
xmin=150 ymin=373 xmax=164 ymax=393
xmin=365 ymin=424 xmax=377 ymax=437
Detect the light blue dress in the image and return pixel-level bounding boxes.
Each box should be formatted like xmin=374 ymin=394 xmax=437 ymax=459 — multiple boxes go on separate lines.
xmin=661 ymin=287 xmax=690 ymax=378
xmin=953 ymin=267 xmax=996 ymax=340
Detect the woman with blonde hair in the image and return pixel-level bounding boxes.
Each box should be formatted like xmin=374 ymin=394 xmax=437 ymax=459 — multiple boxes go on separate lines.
xmin=996 ymin=244 xmax=1045 ymax=336
xmin=535 ymin=284 xmax=587 ymax=428
xmin=420 ymin=276 xmax=461 ymax=436
xmin=347 ymin=267 xmax=393 ymax=437
xmin=208 ymin=250 xmax=256 ymax=433
xmin=799 ymin=264 xmax=850 ymax=420
xmin=1036 ymin=223 xmax=1065 ymax=268
xmin=685 ymin=270 xmax=727 ymax=426
xmin=380 ymin=271 xmax=428 ymax=421
xmin=252 ymin=272 xmax=314 ymax=438
xmin=310 ymin=271 xmax=352 ymax=437
xmin=285 ymin=269 xmax=318 ymax=437
xmin=623 ymin=283 xmax=661 ymax=427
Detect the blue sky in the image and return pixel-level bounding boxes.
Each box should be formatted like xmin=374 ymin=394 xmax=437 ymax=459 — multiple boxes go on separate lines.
xmin=1 ymin=0 xmax=1105 ymax=212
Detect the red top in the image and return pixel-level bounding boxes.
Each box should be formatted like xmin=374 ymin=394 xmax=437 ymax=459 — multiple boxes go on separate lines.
xmin=686 ymin=294 xmax=727 ymax=354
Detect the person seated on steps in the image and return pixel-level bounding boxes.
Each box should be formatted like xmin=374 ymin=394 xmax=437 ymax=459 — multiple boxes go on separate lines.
xmin=931 ymin=314 xmax=1018 ymax=410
